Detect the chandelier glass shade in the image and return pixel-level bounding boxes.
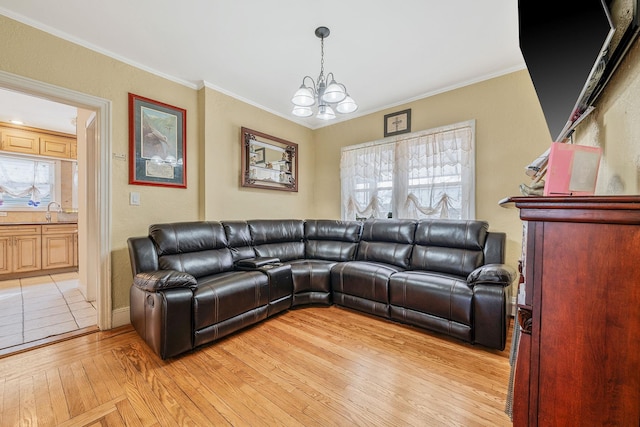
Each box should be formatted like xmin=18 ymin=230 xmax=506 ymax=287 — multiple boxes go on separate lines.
xmin=291 ymin=26 xmax=358 ymax=120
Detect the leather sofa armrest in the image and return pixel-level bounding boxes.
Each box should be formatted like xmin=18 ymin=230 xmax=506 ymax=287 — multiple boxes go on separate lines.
xmin=467 ymin=263 xmax=516 ymax=288
xmin=133 ymin=270 xmax=197 ymax=292
xmin=472 ymin=284 xmax=509 ymax=350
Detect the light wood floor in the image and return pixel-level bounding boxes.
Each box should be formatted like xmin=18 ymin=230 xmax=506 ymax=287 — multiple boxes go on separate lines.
xmin=0 ymin=306 xmax=513 ymax=426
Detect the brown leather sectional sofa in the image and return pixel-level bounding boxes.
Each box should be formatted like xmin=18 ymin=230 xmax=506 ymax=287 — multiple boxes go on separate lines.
xmin=127 ymin=218 xmax=515 ymax=359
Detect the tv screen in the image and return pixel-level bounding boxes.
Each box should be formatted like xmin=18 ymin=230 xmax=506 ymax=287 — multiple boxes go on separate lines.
xmin=518 ymin=0 xmax=614 ymax=142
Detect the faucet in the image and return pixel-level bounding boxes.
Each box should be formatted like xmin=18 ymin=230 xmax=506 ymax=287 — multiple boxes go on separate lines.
xmin=45 ymin=201 xmax=61 ymax=223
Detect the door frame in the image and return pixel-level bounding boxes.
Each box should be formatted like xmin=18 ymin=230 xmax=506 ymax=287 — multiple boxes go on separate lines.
xmin=0 ymin=70 xmax=112 ymax=329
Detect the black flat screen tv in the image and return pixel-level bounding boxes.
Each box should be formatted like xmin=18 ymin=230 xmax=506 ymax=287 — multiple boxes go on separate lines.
xmin=519 ymin=0 xmax=615 ymax=142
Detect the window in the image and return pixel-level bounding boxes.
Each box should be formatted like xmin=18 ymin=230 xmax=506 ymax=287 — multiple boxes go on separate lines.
xmin=341 ymin=120 xmax=475 ymax=220
xmin=0 ymin=154 xmax=57 ymax=209
xmin=341 ymin=142 xmax=395 ymax=220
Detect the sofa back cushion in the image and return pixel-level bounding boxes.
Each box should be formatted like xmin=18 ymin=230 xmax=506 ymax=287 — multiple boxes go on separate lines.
xmin=356 ymin=219 xmax=416 ymax=269
xmin=484 ymin=232 xmax=506 ymax=264
xmin=149 ymin=221 xmax=233 ymax=278
xmin=248 ymin=219 xmax=305 ymax=262
xmin=222 ymin=221 xmax=257 ymax=262
xmin=410 ymin=219 xmax=488 ymax=276
xmin=304 ymin=220 xmax=362 ymax=261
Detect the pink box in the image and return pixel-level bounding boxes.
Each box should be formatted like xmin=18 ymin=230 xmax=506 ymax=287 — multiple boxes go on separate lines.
xmin=543 ymin=142 xmax=602 ymax=196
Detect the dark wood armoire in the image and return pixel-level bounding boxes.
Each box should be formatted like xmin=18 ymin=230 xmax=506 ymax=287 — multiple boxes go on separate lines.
xmin=511 ymin=196 xmax=640 ymax=426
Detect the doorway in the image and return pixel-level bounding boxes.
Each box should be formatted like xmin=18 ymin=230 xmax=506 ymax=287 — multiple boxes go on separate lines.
xmin=0 ymin=70 xmax=112 ymax=334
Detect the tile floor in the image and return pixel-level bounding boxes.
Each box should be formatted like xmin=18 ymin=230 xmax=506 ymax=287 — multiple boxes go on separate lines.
xmin=0 ymin=272 xmax=97 ymax=351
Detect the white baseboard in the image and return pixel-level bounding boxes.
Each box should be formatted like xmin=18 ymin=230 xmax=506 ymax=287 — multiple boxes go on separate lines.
xmin=112 ymin=306 xmax=130 ymax=328
xmin=511 ymin=296 xmax=517 ymax=317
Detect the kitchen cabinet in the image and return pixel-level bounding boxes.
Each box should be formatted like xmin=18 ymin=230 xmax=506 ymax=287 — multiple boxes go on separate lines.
xmin=74 ymin=232 xmax=78 ymax=267
xmin=40 ymin=134 xmax=74 ymax=159
xmin=0 ymin=223 xmax=78 ymax=277
xmin=0 ymin=123 xmax=77 ymax=159
xmin=0 ymin=127 xmax=40 ymax=155
xmin=70 ymin=141 xmax=77 ymax=160
xmin=42 ymin=223 xmax=78 ymax=270
xmin=0 ymin=225 xmax=42 ymax=275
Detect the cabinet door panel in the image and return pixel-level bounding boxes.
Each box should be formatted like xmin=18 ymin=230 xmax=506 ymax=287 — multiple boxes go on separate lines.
xmin=40 ymin=136 xmax=71 ymax=158
xmin=538 ymin=222 xmax=640 ymax=426
xmin=42 ymin=234 xmax=74 ymax=269
xmin=0 ymin=237 xmax=11 ymax=275
xmin=1 ymin=128 xmax=39 ymax=154
xmin=73 ymin=233 xmax=78 ymax=267
xmin=512 ymin=196 xmax=640 ymax=426
xmin=13 ymin=235 xmax=42 ymax=273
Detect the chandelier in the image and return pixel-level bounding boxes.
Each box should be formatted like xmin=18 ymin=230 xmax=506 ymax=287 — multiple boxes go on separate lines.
xmin=291 ymin=26 xmax=358 ymax=120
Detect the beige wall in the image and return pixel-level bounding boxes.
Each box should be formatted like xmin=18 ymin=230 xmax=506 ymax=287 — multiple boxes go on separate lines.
xmin=0 ymin=15 xmax=317 ymax=310
xmin=5 ymin=12 xmax=638 ymax=315
xmin=573 ymin=37 xmax=640 ymax=194
xmin=199 ymin=87 xmax=315 ymax=220
xmin=313 ymin=70 xmax=552 ymax=269
xmin=0 ymin=15 xmax=200 ymax=309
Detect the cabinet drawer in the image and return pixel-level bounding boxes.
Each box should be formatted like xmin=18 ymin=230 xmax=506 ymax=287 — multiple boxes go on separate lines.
xmin=42 ymin=224 xmax=78 ymax=234
xmin=0 ymin=225 xmax=41 ymax=236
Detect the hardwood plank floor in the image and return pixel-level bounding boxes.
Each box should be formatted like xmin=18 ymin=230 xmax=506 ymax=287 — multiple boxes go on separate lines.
xmin=0 ymin=306 xmax=513 ymax=426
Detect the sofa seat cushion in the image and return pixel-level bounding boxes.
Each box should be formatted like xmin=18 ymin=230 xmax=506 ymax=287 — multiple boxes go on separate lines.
xmin=193 ymin=271 xmax=269 ymax=330
xmin=389 ymin=271 xmax=473 ymax=326
xmin=331 ymin=261 xmax=403 ymax=304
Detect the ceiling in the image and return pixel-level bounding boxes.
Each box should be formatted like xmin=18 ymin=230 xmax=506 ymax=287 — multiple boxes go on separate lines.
xmin=0 ymin=88 xmax=78 ymax=134
xmin=0 ymin=0 xmax=525 ymax=132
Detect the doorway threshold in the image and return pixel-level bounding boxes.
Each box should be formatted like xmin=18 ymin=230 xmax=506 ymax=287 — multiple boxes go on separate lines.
xmin=0 ymin=325 xmax=99 ymax=359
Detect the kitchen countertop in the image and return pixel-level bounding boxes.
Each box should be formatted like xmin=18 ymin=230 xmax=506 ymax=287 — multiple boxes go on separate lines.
xmin=0 ymin=222 xmax=78 ymax=225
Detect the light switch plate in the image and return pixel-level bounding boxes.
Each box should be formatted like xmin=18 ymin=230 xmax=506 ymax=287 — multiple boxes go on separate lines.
xmin=129 ymin=192 xmax=140 ymax=206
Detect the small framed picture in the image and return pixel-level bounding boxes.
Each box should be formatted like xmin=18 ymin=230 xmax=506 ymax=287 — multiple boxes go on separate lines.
xmin=129 ymin=93 xmax=187 ymax=188
xmin=384 ymin=109 xmax=411 ymax=137
xmin=254 ymin=147 xmax=265 ymax=164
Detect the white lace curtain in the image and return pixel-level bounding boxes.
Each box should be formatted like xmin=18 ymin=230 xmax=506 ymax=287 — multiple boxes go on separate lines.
xmin=340 ymin=142 xmax=395 ymax=220
xmin=341 ymin=120 xmax=475 ymax=220
xmin=0 ymin=157 xmax=52 ymax=207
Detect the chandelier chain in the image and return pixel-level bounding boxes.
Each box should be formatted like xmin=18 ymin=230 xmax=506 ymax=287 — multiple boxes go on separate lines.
xmin=319 ymin=36 xmax=325 ymax=82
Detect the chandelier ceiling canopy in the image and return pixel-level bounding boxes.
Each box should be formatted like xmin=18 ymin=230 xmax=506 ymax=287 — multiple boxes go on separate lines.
xmin=291 ymin=26 xmax=358 ymax=120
